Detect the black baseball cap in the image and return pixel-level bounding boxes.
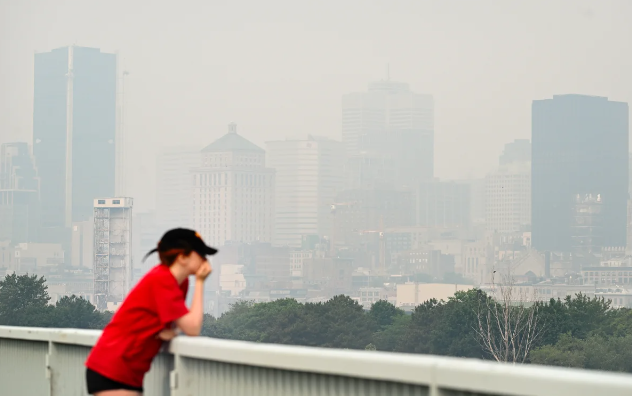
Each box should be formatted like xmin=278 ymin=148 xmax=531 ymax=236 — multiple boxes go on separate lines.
xmin=143 ymin=228 xmax=218 ymax=262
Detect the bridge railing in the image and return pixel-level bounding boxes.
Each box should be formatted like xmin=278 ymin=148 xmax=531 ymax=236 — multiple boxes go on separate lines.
xmin=1 ymin=326 xmax=632 ymax=396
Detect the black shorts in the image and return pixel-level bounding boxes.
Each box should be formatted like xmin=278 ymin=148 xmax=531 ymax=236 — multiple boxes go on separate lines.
xmin=86 ymin=368 xmax=143 ymax=394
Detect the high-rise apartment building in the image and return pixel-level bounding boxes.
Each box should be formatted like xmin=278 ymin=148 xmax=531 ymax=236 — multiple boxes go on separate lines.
xmin=342 ymin=80 xmax=434 ymax=189
xmin=156 ymin=146 xmax=201 ymax=230
xmin=93 ymin=197 xmax=133 ymax=311
xmin=0 ymin=142 xmax=40 ymax=243
xmin=532 ymin=95 xmax=628 ymax=252
xmin=33 ymin=46 xmax=117 ymax=237
xmin=266 ymin=136 xmax=345 ymax=247
xmin=192 ymin=123 xmax=274 ymax=247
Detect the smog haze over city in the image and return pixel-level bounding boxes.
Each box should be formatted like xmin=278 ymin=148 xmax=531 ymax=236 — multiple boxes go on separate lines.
xmin=2 ymin=0 xmax=632 ymax=378
xmin=1 ymin=1 xmax=631 ymax=210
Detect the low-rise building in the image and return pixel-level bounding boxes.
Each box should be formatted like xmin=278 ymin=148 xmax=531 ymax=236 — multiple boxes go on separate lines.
xmin=396 ymin=282 xmax=474 ymax=310
xmin=582 ymin=259 xmax=632 ymax=287
xmin=358 ymin=287 xmax=388 ymax=308
xmin=13 ymin=243 xmax=64 ymax=273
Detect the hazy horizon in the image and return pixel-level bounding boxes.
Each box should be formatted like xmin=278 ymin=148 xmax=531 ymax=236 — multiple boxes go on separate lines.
xmin=2 ymin=0 xmax=632 ymax=212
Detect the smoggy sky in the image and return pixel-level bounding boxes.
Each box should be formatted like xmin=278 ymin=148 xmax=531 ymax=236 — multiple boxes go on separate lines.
xmin=1 ymin=0 xmax=631 ymax=212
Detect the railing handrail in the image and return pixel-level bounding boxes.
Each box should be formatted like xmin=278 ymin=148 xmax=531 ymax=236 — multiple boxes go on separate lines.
xmin=2 ymin=326 xmax=632 ymax=396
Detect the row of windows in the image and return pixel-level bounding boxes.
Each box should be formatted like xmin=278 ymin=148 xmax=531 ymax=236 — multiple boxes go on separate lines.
xmin=588 ymin=278 xmax=630 ymax=284
xmin=585 ymin=271 xmax=631 ymax=276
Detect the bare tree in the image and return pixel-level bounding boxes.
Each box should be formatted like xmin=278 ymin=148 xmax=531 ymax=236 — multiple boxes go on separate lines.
xmin=474 ymin=270 xmax=545 ymax=363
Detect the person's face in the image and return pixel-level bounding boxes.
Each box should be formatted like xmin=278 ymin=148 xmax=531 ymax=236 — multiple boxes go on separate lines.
xmin=177 ymin=251 xmax=207 ymax=275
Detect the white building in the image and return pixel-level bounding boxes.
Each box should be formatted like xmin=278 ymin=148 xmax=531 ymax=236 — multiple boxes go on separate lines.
xmin=358 ymin=287 xmax=388 ymax=308
xmin=485 ymin=161 xmax=531 ymax=234
xmin=193 ymin=123 xmax=274 ymax=247
xmin=156 ymin=146 xmax=201 ymax=231
xmin=219 ymin=264 xmax=246 ymax=296
xmin=93 ymin=197 xmax=133 ymax=311
xmin=342 ymin=80 xmax=434 ymax=188
xmin=266 ymin=136 xmax=345 ymax=247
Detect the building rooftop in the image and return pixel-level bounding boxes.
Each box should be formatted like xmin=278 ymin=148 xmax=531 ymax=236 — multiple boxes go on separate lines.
xmin=202 ymin=123 xmax=264 ymax=153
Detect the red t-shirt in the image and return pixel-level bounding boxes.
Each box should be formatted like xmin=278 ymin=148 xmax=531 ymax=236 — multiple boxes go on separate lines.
xmin=85 ymin=264 xmax=189 ymax=387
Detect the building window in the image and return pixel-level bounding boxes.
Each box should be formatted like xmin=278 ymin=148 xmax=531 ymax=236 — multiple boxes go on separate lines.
xmin=98 ymin=200 xmax=105 ymax=204
xmin=113 ymin=200 xmax=120 ymax=204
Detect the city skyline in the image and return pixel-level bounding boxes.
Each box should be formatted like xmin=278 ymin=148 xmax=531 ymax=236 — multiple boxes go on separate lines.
xmin=3 ymin=1 xmax=632 ymax=213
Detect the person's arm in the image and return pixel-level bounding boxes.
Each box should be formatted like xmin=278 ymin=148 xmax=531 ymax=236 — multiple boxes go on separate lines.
xmin=175 ymin=262 xmax=211 ymax=336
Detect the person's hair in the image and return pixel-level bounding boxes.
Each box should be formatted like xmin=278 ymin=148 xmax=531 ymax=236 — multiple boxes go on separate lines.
xmin=159 ymin=248 xmax=193 ymax=266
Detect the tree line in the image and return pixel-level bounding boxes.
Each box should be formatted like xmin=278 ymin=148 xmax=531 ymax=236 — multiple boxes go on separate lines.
xmin=1 ymin=273 xmax=631 ymax=373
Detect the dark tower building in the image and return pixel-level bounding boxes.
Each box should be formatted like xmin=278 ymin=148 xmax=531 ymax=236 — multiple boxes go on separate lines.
xmin=33 ymin=46 xmax=117 ymax=248
xmin=532 ymin=95 xmax=628 ymax=252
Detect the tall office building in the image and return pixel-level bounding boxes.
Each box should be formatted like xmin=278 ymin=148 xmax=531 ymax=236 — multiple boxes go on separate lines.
xmin=33 ymin=46 xmax=117 ymax=244
xmin=0 ymin=142 xmax=40 ymax=243
xmin=192 ymin=123 xmax=274 ymax=247
xmin=93 ymin=197 xmax=133 ymax=311
xmin=532 ymin=95 xmax=628 ymax=252
xmin=342 ymin=80 xmax=434 ymax=189
xmin=486 ymin=161 xmax=531 ymax=234
xmin=156 ymin=146 xmax=201 ymax=230
xmin=266 ymin=135 xmax=345 ymax=247
xmin=417 ymin=180 xmax=470 ymax=229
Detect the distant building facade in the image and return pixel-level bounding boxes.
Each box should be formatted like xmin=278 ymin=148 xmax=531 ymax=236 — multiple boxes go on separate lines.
xmin=0 ymin=142 xmax=40 ymax=244
xmin=417 ymin=180 xmax=470 ymax=229
xmin=156 ymin=146 xmax=200 ymax=230
xmin=12 ymin=242 xmax=64 ymax=273
xmin=499 ymin=139 xmax=531 ymax=166
xmin=266 ymin=136 xmax=345 ymax=247
xmin=192 ymin=123 xmax=275 ymax=247
xmin=486 ymin=161 xmax=531 ymax=234
xmin=342 ymin=80 xmax=434 ymax=189
xmin=532 ymin=95 xmax=628 ymax=252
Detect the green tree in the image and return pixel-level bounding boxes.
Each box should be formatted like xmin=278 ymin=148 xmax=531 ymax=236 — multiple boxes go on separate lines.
xmin=399 ymin=290 xmax=485 ymax=358
xmin=0 ymin=273 xmax=51 ymax=326
xmin=373 ymin=314 xmax=411 ymax=351
xmin=314 ymin=295 xmax=375 ymax=349
xmin=200 ymin=313 xmax=217 ymax=337
xmin=49 ymin=295 xmax=105 ymax=329
xmin=530 ymin=333 xmax=632 ymax=373
xmin=529 ymin=333 xmax=586 ymax=368
xmin=537 ymin=293 xmax=613 ymax=346
xmin=369 ymin=300 xmax=404 ymax=330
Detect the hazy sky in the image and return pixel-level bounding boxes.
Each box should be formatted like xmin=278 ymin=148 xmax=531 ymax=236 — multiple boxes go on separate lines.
xmin=1 ymin=0 xmax=631 ymax=212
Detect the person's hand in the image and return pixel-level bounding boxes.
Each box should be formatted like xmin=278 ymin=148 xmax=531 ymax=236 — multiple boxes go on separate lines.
xmin=156 ymin=328 xmax=177 ymax=341
xmin=195 ymin=261 xmax=212 ymax=281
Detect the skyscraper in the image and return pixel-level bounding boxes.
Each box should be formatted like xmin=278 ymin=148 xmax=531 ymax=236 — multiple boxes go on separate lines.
xmin=486 ymin=161 xmax=531 ymax=234
xmin=342 ymin=80 xmax=434 ymax=189
xmin=33 ymin=46 xmax=117 ymax=239
xmin=486 ymin=140 xmax=531 ymax=234
xmin=156 ymin=146 xmax=201 ymax=231
xmin=532 ymin=95 xmax=629 ymax=252
xmin=192 ymin=123 xmax=275 ymax=247
xmin=266 ymin=135 xmax=345 ymax=247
